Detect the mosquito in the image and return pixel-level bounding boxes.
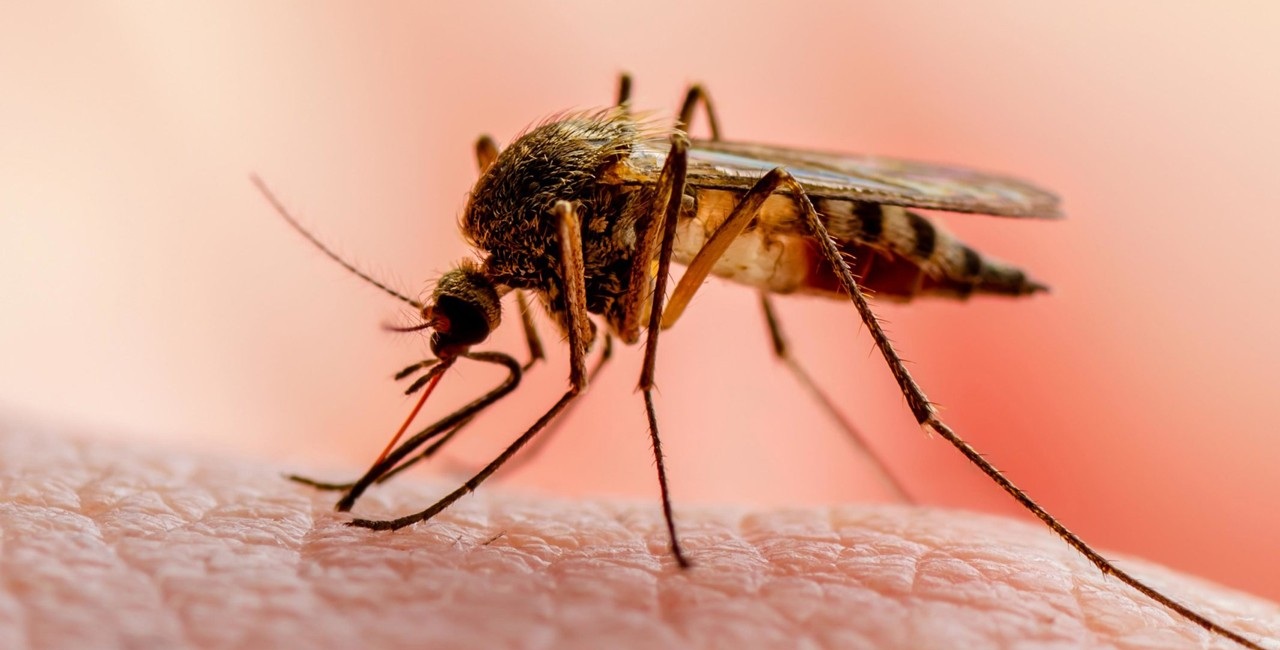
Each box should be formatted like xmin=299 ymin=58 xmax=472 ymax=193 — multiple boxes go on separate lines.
xmin=252 ymin=75 xmax=1266 ymax=649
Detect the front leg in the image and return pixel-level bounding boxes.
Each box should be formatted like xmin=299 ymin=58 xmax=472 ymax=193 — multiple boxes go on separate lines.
xmin=349 ymin=200 xmax=594 ymax=531
xmin=613 ymin=133 xmax=692 ymax=567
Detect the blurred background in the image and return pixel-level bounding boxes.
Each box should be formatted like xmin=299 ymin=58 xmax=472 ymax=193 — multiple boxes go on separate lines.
xmin=2 ymin=3 xmax=1277 ymax=600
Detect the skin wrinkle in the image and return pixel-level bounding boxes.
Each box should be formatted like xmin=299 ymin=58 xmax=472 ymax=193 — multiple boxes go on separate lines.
xmin=76 ymin=477 xmax=197 ymax=648
xmin=910 ymin=527 xmax=1088 ymax=644
xmin=0 ymin=427 xmax=1276 ymax=650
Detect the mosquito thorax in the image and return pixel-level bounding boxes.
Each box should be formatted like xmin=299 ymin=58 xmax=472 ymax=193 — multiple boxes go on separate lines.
xmin=461 ymin=112 xmax=644 ymax=277
xmin=426 ymin=264 xmax=501 ymax=359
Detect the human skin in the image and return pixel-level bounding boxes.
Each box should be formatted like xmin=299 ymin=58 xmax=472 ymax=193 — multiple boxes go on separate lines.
xmin=1 ymin=426 xmax=1274 ymax=650
xmin=1 ymin=6 xmax=1276 ymax=642
xmin=3 ymin=2 xmax=1280 ymax=605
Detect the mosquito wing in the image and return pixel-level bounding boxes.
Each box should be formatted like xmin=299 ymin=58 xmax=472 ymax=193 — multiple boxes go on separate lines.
xmin=610 ymin=138 xmax=1062 ymax=219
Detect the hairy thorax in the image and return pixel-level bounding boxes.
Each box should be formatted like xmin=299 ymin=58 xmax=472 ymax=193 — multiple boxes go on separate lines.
xmin=461 ymin=111 xmax=665 ymax=333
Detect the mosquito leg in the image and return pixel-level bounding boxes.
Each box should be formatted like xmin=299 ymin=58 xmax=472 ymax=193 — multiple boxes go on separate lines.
xmin=780 ymin=172 xmax=1265 ymax=650
xmin=373 ymin=317 xmax=555 ymax=485
xmin=290 ymin=355 xmax=512 ymax=495
xmin=285 ymin=358 xmax=442 ymax=490
xmin=759 ymin=293 xmax=915 ymax=503
xmin=287 ymin=475 xmax=356 ymax=491
xmin=616 ymin=73 xmax=632 ymax=107
xmin=475 ymin=135 xmax=499 ymax=173
xmin=374 ymin=290 xmax=552 ymax=484
xmin=616 ymin=141 xmax=688 ymax=341
xmin=515 ymin=290 xmax=545 ymax=370
xmin=648 ymin=163 xmax=906 ymax=503
xmin=333 ymin=351 xmax=522 ymax=512
xmin=619 ymin=133 xmax=692 ymax=567
xmin=677 ymin=83 xmax=721 ymax=141
xmin=660 ymin=167 xmax=790 ymax=330
xmin=350 ymin=200 xmax=594 ymax=531
xmin=551 ymin=200 xmax=593 ymax=390
xmin=369 ymin=414 xmax=477 ymax=485
xmin=467 ymin=332 xmax=613 ymax=478
xmin=288 ymin=413 xmax=476 ymax=492
xmin=349 ymin=388 xmax=581 ymax=531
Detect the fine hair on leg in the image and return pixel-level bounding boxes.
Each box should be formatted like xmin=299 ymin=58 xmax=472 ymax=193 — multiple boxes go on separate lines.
xmin=778 ymin=169 xmax=1264 ymax=650
xmin=615 ymin=132 xmax=692 ymax=567
xmin=348 ymin=199 xmax=593 ymax=532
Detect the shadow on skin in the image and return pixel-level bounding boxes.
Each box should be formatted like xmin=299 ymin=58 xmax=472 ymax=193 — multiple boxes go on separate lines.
xmin=0 ymin=425 xmax=1274 ymax=650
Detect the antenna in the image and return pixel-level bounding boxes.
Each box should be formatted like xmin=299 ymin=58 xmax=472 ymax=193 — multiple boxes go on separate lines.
xmin=250 ymin=174 xmax=424 ymax=310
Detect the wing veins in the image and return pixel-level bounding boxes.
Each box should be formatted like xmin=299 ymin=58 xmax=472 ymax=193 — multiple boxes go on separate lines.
xmin=612 ymin=138 xmax=1062 ymax=219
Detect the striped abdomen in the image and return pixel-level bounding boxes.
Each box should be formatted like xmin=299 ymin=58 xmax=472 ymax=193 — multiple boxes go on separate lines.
xmin=671 ymin=188 xmax=1046 ymax=301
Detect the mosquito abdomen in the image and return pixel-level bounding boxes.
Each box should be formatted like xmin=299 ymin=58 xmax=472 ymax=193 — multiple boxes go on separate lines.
xmin=820 ymin=198 xmax=1046 ymax=299
xmin=671 ymin=188 xmax=1045 ymax=301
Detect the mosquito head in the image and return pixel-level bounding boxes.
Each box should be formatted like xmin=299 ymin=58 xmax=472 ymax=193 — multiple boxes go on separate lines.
xmin=422 ymin=263 xmax=502 ymax=360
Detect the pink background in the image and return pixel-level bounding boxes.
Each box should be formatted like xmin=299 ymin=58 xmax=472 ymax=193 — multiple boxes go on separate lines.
xmin=2 ymin=4 xmax=1277 ymax=600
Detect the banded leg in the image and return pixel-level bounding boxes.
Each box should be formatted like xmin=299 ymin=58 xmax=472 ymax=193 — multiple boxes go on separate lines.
xmin=759 ymin=294 xmax=914 ymax=503
xmin=781 ymin=170 xmax=1264 ymax=650
xmin=349 ymin=199 xmax=594 ymax=531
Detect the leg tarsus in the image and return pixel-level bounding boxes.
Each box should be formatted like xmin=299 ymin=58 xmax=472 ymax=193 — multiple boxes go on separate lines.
xmin=349 ymin=389 xmax=580 ymax=532
xmin=448 ymin=332 xmax=614 ymax=480
xmin=789 ymin=169 xmax=1263 ymax=650
xmin=922 ymin=416 xmax=1263 ymax=650
xmin=334 ymin=351 xmax=522 ymax=512
xmin=635 ymin=133 xmax=692 ymax=567
xmin=644 ymin=390 xmax=690 ymax=568
xmin=346 ymin=198 xmax=595 ymax=535
xmin=286 ymin=474 xmax=355 ymax=492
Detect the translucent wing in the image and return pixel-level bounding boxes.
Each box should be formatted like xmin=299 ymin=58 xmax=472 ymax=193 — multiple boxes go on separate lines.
xmin=612 ymin=138 xmax=1062 ymax=219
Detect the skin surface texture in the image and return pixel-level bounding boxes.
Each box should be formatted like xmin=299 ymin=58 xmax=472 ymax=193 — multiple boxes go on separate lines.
xmin=0 ymin=425 xmax=1275 ymax=650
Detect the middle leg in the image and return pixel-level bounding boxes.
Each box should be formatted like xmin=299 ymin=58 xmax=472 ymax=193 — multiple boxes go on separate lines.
xmin=614 ymin=132 xmax=693 ymax=567
xmin=349 ymin=199 xmax=594 ymax=531
xmin=759 ymin=293 xmax=914 ymax=503
xmin=441 ymin=332 xmax=615 ymax=480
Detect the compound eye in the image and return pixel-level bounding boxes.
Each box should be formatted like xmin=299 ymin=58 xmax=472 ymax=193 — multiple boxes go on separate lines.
xmin=427 ymin=264 xmax=502 ymax=358
xmin=430 ymin=294 xmax=493 ymax=356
